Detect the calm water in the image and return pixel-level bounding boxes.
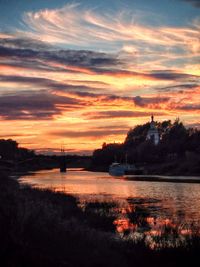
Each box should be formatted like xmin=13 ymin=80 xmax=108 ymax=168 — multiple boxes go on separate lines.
xmin=19 ymin=168 xmax=200 ymax=246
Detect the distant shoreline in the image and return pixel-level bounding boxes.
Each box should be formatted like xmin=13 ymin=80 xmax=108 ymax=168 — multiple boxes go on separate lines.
xmin=15 ymin=167 xmax=200 ymax=185
xmin=88 ymin=160 xmax=200 ymax=177
xmin=125 ymin=175 xmax=200 ymax=184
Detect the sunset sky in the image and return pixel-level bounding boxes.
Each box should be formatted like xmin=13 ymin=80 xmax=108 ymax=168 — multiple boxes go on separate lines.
xmin=0 ymin=0 xmax=199 ymax=154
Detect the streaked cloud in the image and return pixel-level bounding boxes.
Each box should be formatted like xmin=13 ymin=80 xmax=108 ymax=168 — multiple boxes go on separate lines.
xmin=0 ymin=1 xmax=199 ymax=153
xmin=49 ymin=128 xmax=127 ymax=139
xmin=0 ymin=74 xmax=104 ymax=93
xmin=156 ymin=83 xmax=200 ymax=92
xmin=133 ymin=96 xmax=170 ymax=107
xmin=0 ymin=42 xmax=120 ymax=69
xmin=83 ymin=110 xmax=166 ymax=119
xmin=22 ymin=3 xmax=200 ymax=55
xmin=0 ymin=91 xmax=84 ymax=120
xmin=172 ymin=103 xmax=200 ymax=111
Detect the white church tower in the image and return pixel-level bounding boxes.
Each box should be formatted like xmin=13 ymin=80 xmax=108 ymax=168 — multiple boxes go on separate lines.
xmin=146 ymin=115 xmax=159 ymax=145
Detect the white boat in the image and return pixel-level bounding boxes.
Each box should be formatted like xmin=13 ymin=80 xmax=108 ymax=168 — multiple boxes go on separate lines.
xmin=109 ymin=162 xmax=125 ymax=176
xmin=124 ymin=164 xmax=144 ymax=175
xmin=109 ymin=162 xmax=143 ymax=176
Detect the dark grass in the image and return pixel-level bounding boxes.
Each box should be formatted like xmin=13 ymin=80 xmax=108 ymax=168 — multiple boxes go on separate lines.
xmin=0 ymin=172 xmax=200 ymax=267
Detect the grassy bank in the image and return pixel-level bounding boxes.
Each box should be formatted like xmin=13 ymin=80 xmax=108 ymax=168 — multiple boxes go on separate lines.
xmin=88 ymin=159 xmax=200 ymax=176
xmin=0 ymin=172 xmax=200 ymax=267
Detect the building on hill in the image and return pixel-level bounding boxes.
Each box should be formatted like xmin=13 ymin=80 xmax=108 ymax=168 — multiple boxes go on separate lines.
xmin=146 ymin=115 xmax=159 ymax=145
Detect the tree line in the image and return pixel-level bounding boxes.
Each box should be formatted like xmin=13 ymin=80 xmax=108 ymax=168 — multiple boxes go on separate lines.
xmin=91 ymin=119 xmax=200 ymax=173
xmin=0 ymin=139 xmax=35 ymax=161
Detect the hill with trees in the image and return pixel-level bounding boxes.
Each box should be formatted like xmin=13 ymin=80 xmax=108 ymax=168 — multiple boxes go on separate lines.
xmin=91 ymin=119 xmax=200 ymax=175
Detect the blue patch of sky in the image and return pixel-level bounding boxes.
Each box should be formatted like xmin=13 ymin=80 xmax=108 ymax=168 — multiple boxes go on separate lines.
xmin=0 ymin=0 xmax=199 ymax=31
xmin=117 ymin=0 xmax=200 ymax=26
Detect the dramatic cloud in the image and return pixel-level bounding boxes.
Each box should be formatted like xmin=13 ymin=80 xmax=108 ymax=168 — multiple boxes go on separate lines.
xmin=1 ymin=38 xmax=198 ymax=86
xmin=22 ymin=3 xmax=200 ymax=55
xmin=65 ymin=91 xmax=131 ymax=101
xmin=1 ymin=49 xmax=197 ymax=87
xmin=156 ymin=83 xmax=200 ymax=92
xmin=0 ymin=36 xmax=51 ymax=50
xmin=133 ymin=96 xmax=170 ymax=107
xmin=148 ymin=71 xmax=199 ymax=81
xmin=0 ymin=43 xmax=120 ymax=69
xmin=0 ymin=74 xmax=104 ymax=93
xmin=175 ymin=104 xmax=200 ymax=111
xmin=0 ymin=92 xmax=84 ymax=120
xmin=49 ymin=129 xmax=127 ymax=139
xmin=0 ymin=2 xmax=199 ymax=153
xmin=83 ymin=110 xmax=165 ymax=120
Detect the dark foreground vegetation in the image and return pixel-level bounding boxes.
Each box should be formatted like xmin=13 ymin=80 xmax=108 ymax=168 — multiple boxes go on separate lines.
xmin=1 ymin=173 xmax=200 ymax=267
xmin=91 ymin=119 xmax=200 ymax=175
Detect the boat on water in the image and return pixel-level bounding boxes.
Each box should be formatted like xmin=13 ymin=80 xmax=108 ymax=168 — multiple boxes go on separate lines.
xmin=109 ymin=162 xmax=144 ymax=176
xmin=124 ymin=162 xmax=144 ymax=175
xmin=109 ymin=162 xmax=125 ymax=176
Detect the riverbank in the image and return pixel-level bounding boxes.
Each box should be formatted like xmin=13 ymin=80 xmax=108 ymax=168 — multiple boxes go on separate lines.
xmin=125 ymin=175 xmax=200 ymax=183
xmin=1 ymin=171 xmax=200 ymax=267
xmin=88 ymin=158 xmax=200 ymax=176
xmin=86 ymin=166 xmax=200 ymax=184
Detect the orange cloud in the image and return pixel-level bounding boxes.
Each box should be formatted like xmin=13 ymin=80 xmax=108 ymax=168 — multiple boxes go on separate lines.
xmin=0 ymin=4 xmax=199 ymax=153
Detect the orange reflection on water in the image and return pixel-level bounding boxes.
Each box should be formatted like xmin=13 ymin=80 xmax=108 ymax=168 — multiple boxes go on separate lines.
xmin=145 ymin=229 xmax=162 ymax=236
xmin=113 ymin=218 xmax=136 ymax=233
xmin=19 ymin=169 xmax=200 ymax=248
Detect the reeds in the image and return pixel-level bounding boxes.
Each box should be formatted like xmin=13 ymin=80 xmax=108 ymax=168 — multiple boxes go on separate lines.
xmin=0 ymin=173 xmax=200 ymax=267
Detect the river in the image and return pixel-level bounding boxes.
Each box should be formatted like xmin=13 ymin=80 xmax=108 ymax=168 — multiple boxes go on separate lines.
xmin=19 ymin=168 xmax=200 ymax=246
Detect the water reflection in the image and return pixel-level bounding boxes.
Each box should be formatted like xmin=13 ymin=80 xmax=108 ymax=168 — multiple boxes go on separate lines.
xmin=19 ymin=168 xmax=200 ymax=247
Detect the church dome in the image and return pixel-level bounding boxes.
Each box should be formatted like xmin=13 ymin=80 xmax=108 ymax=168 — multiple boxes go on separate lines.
xmin=146 ymin=115 xmax=159 ymax=145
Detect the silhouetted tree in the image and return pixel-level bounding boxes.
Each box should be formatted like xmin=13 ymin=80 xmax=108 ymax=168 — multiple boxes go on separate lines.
xmin=91 ymin=119 xmax=200 ymax=172
xmin=92 ymin=143 xmax=124 ymax=167
xmin=124 ymin=123 xmax=150 ymax=147
xmin=0 ymin=139 xmax=35 ymax=160
xmin=0 ymin=139 xmax=18 ymax=160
